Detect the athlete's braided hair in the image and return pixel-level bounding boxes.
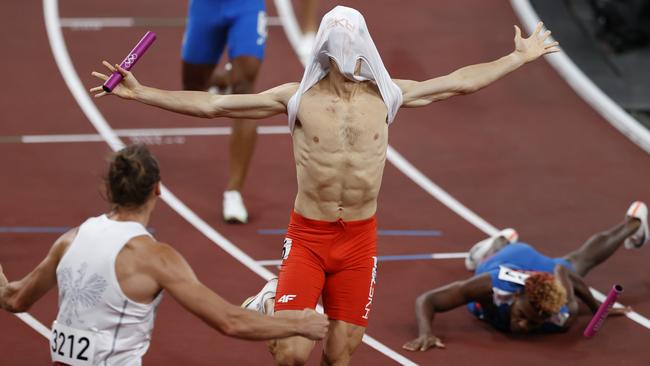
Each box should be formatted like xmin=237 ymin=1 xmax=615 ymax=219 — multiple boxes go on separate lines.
xmin=105 ymin=144 xmax=160 ymax=208
xmin=524 ymin=272 xmax=567 ymax=315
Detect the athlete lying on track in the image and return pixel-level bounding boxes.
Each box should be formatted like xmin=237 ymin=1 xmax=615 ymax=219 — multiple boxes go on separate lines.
xmin=0 ymin=145 xmax=328 ymax=365
xmin=404 ymin=201 xmax=647 ymax=351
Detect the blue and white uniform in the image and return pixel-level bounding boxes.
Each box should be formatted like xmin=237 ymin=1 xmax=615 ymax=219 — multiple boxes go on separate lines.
xmin=182 ymin=0 xmax=267 ymax=64
xmin=467 ymin=242 xmax=575 ymax=332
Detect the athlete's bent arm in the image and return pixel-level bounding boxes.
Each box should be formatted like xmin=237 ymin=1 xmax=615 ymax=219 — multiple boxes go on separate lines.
xmin=147 ymin=243 xmax=328 ymax=341
xmin=90 ymin=61 xmax=297 ymax=120
xmin=0 ymin=229 xmax=76 ymax=313
xmin=396 ymin=22 xmax=560 ymax=108
xmin=403 ymin=274 xmax=492 ymax=351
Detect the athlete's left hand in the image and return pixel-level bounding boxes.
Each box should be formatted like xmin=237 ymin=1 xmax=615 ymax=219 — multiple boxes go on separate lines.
xmin=609 ymin=306 xmax=633 ymax=316
xmin=513 ymin=22 xmax=560 ymax=63
xmin=402 ymin=334 xmax=445 ymax=352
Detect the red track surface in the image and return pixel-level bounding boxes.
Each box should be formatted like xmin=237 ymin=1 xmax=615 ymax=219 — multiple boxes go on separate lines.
xmin=1 ymin=0 xmax=649 ymax=365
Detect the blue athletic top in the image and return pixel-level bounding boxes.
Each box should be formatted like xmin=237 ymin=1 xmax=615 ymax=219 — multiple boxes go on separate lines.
xmin=467 ymin=243 xmax=574 ymax=332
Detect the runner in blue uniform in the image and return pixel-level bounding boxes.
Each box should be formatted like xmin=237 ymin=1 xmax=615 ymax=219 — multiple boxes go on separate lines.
xmin=182 ymin=0 xmax=268 ymax=224
xmin=403 ymin=201 xmax=647 ymax=351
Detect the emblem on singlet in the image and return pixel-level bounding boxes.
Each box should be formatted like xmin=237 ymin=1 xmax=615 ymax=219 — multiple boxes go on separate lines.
xmin=58 ymin=262 xmax=108 ymax=326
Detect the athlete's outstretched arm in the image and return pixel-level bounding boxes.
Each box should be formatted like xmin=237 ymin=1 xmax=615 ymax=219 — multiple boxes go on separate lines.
xmin=403 ymin=274 xmax=492 ymax=352
xmin=147 ymin=243 xmax=328 ymax=341
xmin=0 ymin=229 xmax=76 ymax=313
xmin=396 ymin=22 xmax=560 ymax=108
xmin=90 ymin=62 xmax=297 ymax=119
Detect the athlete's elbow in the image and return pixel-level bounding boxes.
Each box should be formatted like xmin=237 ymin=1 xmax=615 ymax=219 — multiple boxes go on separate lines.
xmin=2 ymin=297 xmax=29 ymax=313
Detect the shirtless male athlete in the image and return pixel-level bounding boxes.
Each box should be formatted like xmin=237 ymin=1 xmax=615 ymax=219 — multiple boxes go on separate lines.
xmin=90 ymin=6 xmax=559 ymax=365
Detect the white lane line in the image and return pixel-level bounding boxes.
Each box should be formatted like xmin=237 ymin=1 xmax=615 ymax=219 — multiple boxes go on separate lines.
xmin=510 ymin=0 xmax=650 ymax=154
xmin=46 ymin=2 xmax=416 ymax=365
xmin=60 ymin=16 xmax=283 ymax=30
xmin=13 ymin=125 xmax=290 ymax=144
xmin=14 ymin=313 xmax=52 ymax=339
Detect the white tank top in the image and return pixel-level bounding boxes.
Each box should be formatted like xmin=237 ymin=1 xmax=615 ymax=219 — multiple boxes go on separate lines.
xmin=52 ymin=214 xmax=162 ymax=366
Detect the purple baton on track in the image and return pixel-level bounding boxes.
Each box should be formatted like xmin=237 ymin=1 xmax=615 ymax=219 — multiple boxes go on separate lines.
xmin=583 ymin=284 xmax=623 ymax=338
xmin=102 ymin=31 xmax=157 ymax=93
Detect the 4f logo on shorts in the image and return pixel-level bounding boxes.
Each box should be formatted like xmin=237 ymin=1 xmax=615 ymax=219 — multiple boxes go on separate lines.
xmin=277 ymin=294 xmax=297 ymax=303
xmin=281 ymin=238 xmax=292 ymax=261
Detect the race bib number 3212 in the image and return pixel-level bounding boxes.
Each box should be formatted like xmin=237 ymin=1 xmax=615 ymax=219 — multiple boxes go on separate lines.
xmin=50 ymin=322 xmax=96 ymax=366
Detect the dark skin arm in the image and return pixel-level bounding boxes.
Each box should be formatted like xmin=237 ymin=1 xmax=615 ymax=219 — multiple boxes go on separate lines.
xmin=403 ymin=273 xmax=493 ymax=351
xmin=567 ymin=270 xmax=631 ymax=316
xmin=554 ymin=264 xmax=579 ymax=330
xmin=0 ymin=229 xmax=76 ymax=312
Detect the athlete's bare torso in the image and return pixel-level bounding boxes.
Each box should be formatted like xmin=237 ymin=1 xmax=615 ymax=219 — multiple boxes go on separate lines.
xmin=288 ymin=72 xmax=390 ymax=221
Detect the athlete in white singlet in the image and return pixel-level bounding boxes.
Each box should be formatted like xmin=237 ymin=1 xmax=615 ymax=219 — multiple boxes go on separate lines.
xmin=0 ymin=145 xmax=328 ymax=366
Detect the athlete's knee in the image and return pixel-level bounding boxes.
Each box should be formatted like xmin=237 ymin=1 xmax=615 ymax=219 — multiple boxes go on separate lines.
xmin=269 ymin=340 xmax=310 ymax=366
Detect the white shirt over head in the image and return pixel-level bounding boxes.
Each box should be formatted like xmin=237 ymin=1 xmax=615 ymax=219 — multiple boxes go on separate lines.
xmin=287 ymin=6 xmax=403 ymax=132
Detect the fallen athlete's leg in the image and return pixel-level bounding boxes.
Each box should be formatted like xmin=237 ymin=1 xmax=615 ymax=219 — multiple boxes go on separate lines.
xmin=564 ymin=216 xmax=641 ymax=276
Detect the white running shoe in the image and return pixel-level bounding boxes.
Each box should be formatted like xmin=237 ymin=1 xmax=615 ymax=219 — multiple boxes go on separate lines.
xmin=464 ymin=228 xmax=519 ymax=271
xmin=223 ymin=190 xmax=248 ymax=224
xmin=241 ymin=278 xmax=278 ymax=315
xmin=624 ymin=201 xmax=648 ymax=249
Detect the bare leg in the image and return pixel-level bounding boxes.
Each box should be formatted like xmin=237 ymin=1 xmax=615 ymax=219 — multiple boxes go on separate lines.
xmin=225 ymin=56 xmax=260 ymax=192
xmin=564 ymin=217 xmax=641 ymax=276
xmin=320 ymin=320 xmax=365 ymax=366
xmin=181 ymin=62 xmax=216 ymax=91
xmin=268 ymin=309 xmax=316 ymax=366
xmin=299 ymin=0 xmax=320 ymax=34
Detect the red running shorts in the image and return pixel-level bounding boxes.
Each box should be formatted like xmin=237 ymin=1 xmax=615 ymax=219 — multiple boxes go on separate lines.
xmin=274 ymin=211 xmax=378 ymax=327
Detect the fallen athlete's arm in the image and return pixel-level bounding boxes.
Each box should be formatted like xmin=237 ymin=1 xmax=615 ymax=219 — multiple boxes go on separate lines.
xmin=566 ymin=270 xmax=631 ymax=316
xmin=0 ymin=229 xmax=76 ymax=313
xmin=90 ymin=62 xmax=297 ymax=119
xmin=396 ymin=22 xmax=560 ymax=108
xmin=403 ymin=273 xmax=492 ymax=351
xmin=145 ymin=242 xmax=328 ymax=341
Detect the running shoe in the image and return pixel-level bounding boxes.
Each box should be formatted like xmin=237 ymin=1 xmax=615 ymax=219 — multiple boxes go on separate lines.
xmin=465 ymin=228 xmax=519 ymax=271
xmin=242 ymin=278 xmax=278 ymax=315
xmin=624 ymin=201 xmax=648 ymax=249
xmin=223 ymin=190 xmax=248 ymax=224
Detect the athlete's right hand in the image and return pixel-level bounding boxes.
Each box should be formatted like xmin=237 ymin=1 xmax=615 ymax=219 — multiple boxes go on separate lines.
xmin=297 ymin=308 xmax=329 ymax=340
xmin=402 ymin=334 xmax=445 ymax=352
xmin=90 ymin=61 xmax=142 ymax=100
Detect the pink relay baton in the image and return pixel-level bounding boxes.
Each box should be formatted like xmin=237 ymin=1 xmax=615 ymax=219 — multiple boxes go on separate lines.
xmin=102 ymin=31 xmax=157 ymax=93
xmin=583 ymin=284 xmax=623 ymax=338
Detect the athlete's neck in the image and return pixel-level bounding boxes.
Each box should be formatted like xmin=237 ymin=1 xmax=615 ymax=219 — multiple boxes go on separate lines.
xmin=324 ymin=58 xmax=363 ymax=100
xmin=108 ymin=199 xmax=156 ymax=227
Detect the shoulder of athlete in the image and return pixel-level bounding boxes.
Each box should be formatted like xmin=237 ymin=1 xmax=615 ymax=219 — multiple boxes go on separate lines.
xmin=262 ymin=82 xmax=299 ymax=104
xmin=51 ymin=227 xmax=79 ymax=260
xmin=461 ymin=273 xmax=493 ymax=301
xmin=123 ymin=237 xmax=193 ymax=282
